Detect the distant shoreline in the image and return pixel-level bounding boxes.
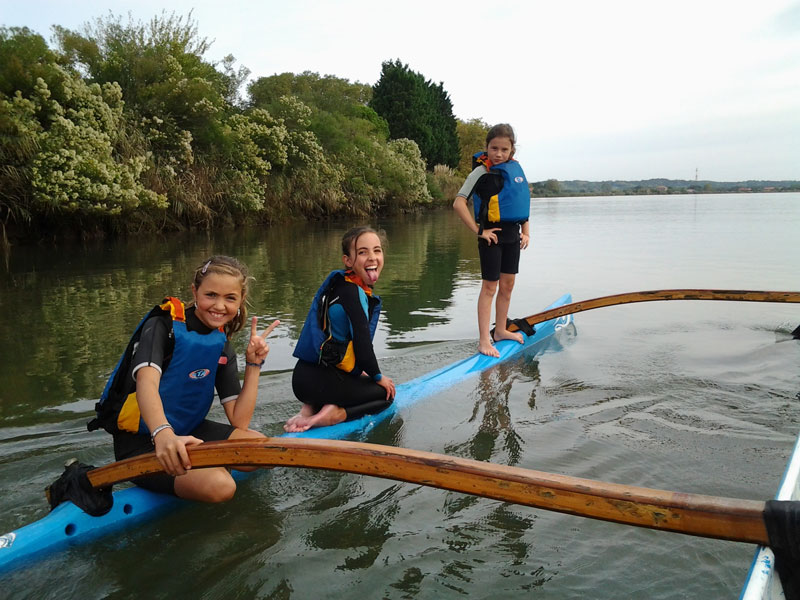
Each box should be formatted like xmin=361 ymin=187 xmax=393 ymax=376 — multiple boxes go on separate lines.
xmin=532 ymin=189 xmax=800 ymax=198
xmin=530 ymin=179 xmax=800 ymax=198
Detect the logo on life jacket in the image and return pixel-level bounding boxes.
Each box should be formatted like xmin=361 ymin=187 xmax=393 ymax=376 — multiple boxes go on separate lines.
xmin=188 ymin=368 xmax=211 ymax=380
xmin=514 ymin=176 xmax=524 ymax=183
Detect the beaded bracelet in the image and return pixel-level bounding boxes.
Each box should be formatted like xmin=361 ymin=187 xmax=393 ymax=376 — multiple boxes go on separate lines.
xmin=150 ymin=423 xmax=174 ymax=444
xmin=246 ymin=360 xmax=264 ymax=368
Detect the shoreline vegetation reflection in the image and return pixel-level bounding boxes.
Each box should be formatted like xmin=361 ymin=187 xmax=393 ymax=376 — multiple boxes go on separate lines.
xmin=0 ymin=210 xmax=480 ymax=425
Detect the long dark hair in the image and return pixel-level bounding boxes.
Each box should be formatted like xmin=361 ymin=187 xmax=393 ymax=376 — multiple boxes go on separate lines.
xmin=340 ymin=225 xmax=387 ymax=257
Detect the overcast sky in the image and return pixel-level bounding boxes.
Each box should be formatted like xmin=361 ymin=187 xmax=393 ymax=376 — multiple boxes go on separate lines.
xmin=3 ymin=0 xmax=799 ymax=181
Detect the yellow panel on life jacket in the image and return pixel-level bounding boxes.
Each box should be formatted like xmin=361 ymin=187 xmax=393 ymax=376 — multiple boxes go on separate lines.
xmin=117 ymin=392 xmax=141 ymax=434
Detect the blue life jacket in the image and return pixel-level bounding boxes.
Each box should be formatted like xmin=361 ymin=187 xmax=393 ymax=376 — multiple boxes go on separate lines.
xmin=88 ymin=298 xmax=226 ymax=436
xmin=471 ymin=152 xmax=530 ymax=224
xmin=293 ymin=270 xmax=381 ymax=373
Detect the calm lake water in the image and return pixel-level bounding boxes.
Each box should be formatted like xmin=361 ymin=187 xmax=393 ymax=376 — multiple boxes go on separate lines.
xmin=1 ymin=193 xmax=799 ymax=598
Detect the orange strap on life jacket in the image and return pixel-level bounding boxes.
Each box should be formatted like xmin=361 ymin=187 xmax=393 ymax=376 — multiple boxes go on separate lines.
xmin=159 ymin=297 xmax=186 ymax=323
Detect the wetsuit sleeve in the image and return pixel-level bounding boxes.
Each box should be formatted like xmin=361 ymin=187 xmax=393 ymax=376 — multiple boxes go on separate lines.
xmin=456 ymin=165 xmax=486 ymax=199
xmin=130 ymin=315 xmax=171 ymax=380
xmin=337 ymin=281 xmax=381 ymax=378
xmin=216 ymin=342 xmax=242 ymax=404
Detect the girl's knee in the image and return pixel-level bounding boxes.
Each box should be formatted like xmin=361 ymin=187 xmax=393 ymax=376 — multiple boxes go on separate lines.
xmin=229 ymin=427 xmax=266 ymax=440
xmin=498 ymin=276 xmax=516 ymax=295
xmin=176 ymin=468 xmax=237 ymax=503
xmin=480 ymin=280 xmax=498 ymax=294
xmin=204 ymin=471 xmax=237 ymax=503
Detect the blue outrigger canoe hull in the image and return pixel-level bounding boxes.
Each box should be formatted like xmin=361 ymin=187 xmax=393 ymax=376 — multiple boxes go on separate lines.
xmin=0 ymin=294 xmax=573 ymax=572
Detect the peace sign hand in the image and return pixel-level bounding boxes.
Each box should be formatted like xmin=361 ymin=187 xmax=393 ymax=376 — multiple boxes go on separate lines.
xmin=245 ymin=316 xmax=280 ymax=367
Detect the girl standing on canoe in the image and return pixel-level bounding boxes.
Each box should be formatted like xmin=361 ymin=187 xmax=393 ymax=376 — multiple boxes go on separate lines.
xmin=285 ymin=226 xmax=396 ymax=432
xmin=88 ymin=255 xmax=279 ymax=502
xmin=453 ymin=123 xmax=531 ymax=357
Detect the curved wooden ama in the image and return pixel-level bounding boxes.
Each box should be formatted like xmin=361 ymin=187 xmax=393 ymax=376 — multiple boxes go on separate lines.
xmin=508 ymin=289 xmax=800 ymax=332
xmin=86 ymin=438 xmax=769 ymax=545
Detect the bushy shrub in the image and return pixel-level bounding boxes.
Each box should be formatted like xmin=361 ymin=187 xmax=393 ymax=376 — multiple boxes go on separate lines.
xmin=0 ymin=92 xmax=41 ymax=224
xmin=430 ymin=163 xmax=462 ymax=204
xmin=2 ymin=18 xmax=456 ymax=239
xmin=28 ymin=70 xmax=166 ymax=216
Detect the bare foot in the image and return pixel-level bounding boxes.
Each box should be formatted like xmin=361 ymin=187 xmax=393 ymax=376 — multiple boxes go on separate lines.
xmin=284 ymin=404 xmax=315 ymax=431
xmin=284 ymin=404 xmax=346 ymax=432
xmin=283 ymin=415 xmax=304 ymax=431
xmin=493 ymin=328 xmax=524 ymax=344
xmin=478 ymin=338 xmax=500 ymax=358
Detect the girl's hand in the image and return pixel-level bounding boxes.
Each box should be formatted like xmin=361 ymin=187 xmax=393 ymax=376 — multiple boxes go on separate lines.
xmin=153 ymin=429 xmax=203 ymax=476
xmin=479 ymin=227 xmax=501 ymax=245
xmin=520 ymin=232 xmax=530 ymax=249
xmin=245 ymin=317 xmax=280 ymax=366
xmin=377 ymin=375 xmax=396 ymax=400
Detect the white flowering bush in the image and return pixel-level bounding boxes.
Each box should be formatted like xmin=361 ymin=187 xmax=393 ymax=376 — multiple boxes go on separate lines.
xmin=29 ymin=69 xmax=165 ymax=215
xmin=140 ymin=115 xmax=194 ymax=171
xmin=387 ymin=138 xmax=432 ymax=207
xmin=234 ymin=109 xmax=288 ymax=170
xmin=338 ymin=137 xmax=430 ymax=213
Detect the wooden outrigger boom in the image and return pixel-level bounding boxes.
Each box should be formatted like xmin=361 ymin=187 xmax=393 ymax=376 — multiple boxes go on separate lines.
xmin=508 ymin=289 xmax=800 ymax=331
xmin=89 ymin=438 xmax=771 ymax=545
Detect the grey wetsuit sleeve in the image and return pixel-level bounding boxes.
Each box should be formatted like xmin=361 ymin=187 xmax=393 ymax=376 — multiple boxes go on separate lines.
xmin=456 ymin=165 xmax=487 ymax=199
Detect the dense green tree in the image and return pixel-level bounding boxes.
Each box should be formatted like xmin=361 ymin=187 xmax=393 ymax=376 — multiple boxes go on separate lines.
xmin=53 ymin=12 xmax=234 ymax=152
xmin=248 ymin=71 xmax=371 ymax=115
xmin=370 ymin=59 xmax=460 ymax=169
xmin=426 ymin=80 xmax=460 ymax=168
xmin=0 ymin=27 xmax=67 ymax=99
xmin=456 ymin=118 xmax=490 ymax=175
xmin=544 ymin=179 xmax=561 ymax=195
xmin=370 ymin=61 xmax=429 ymax=144
xmin=249 ymin=70 xmax=429 ymax=215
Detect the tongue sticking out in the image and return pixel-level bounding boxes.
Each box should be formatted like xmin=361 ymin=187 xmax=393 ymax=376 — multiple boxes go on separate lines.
xmin=365 ymin=268 xmax=379 ymax=284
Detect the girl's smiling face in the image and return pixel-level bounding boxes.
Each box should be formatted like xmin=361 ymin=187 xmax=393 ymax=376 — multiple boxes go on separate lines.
xmin=487 ymin=135 xmax=514 ymax=165
xmin=191 ymin=273 xmax=244 ymax=329
xmin=343 ymin=232 xmax=384 ymax=287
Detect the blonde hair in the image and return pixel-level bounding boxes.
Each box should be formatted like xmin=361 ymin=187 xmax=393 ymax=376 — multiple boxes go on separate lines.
xmin=191 ymin=255 xmax=252 ymax=338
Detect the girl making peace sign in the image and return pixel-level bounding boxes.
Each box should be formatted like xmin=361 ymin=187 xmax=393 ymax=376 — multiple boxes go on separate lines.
xmin=88 ymin=256 xmax=279 ymax=502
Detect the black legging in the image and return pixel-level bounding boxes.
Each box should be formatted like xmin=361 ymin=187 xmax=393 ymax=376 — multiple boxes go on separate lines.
xmin=292 ymin=359 xmax=393 ymax=421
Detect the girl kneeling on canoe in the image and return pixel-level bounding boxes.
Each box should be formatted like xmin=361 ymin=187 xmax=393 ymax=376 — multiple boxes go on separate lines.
xmin=88 ymin=256 xmax=279 ymax=502
xmin=285 ymin=226 xmax=396 ymax=432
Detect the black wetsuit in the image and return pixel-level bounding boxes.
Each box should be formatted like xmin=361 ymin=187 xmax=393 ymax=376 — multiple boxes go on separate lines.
xmin=292 ymin=275 xmax=392 ymax=420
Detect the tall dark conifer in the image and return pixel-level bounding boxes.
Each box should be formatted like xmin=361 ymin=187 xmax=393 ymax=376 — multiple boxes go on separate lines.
xmin=370 ymin=59 xmax=459 ymax=169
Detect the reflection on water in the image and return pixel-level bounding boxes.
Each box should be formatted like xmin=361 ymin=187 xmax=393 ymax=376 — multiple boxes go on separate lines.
xmin=0 ymin=210 xmax=478 ymax=423
xmin=445 ymin=356 xmax=542 ymax=466
xmin=1 ymin=194 xmax=800 ymax=598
